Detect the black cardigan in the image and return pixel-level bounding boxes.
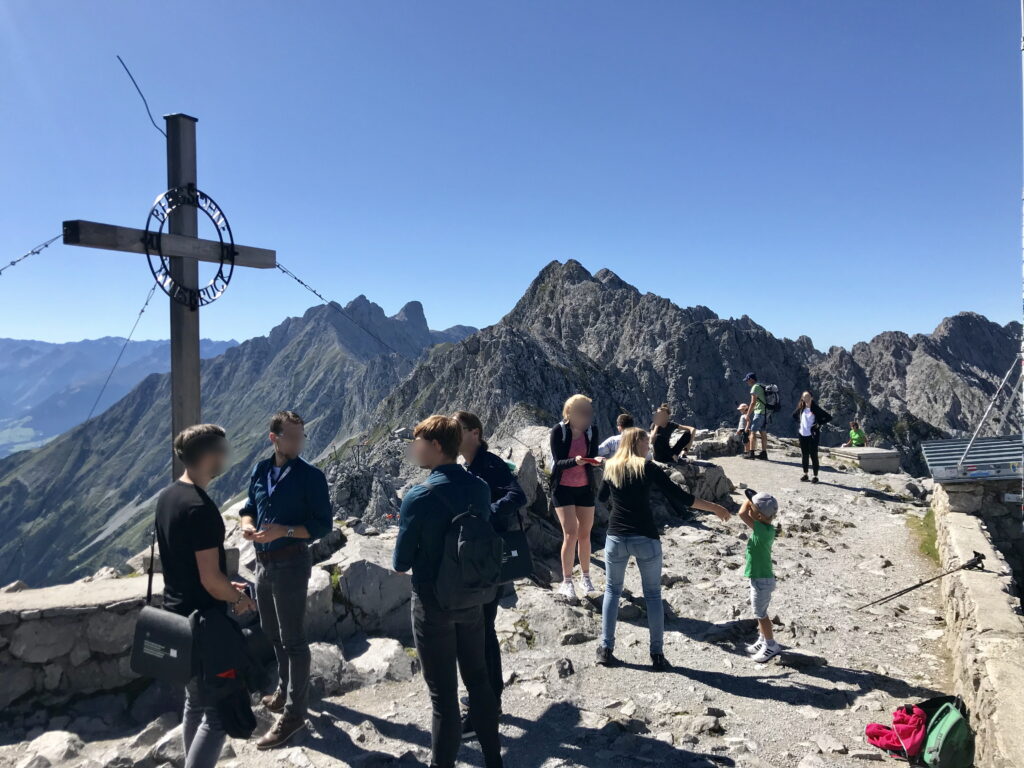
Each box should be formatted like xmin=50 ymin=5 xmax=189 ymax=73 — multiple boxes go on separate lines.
xmin=791 ymin=402 xmax=832 ymax=438
xmin=549 ymin=421 xmax=600 ymax=493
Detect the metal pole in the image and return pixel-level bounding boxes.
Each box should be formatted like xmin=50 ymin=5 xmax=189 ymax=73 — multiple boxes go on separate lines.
xmin=165 ymin=113 xmax=201 ymax=480
xmin=1019 ymin=0 xmax=1024 ymax=534
xmin=957 ymin=358 xmax=1019 ymax=468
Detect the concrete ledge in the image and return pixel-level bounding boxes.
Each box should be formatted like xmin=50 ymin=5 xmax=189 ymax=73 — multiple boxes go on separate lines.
xmin=933 ymin=484 xmax=1024 ymax=768
xmin=829 ymin=447 xmax=902 ymax=473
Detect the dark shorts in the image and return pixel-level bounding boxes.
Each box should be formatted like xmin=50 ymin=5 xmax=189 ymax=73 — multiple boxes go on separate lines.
xmin=553 ymin=484 xmax=595 ymax=508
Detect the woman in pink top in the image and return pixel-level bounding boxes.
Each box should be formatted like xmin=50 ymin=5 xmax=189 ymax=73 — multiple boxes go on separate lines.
xmin=549 ymin=394 xmax=603 ymax=599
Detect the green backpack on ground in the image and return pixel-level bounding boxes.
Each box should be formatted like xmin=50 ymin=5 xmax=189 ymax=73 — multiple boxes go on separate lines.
xmin=920 ymin=701 xmax=974 ymax=768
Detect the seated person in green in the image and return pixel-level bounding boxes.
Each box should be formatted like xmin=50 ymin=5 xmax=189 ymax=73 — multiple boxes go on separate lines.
xmin=842 ymin=421 xmax=867 ymax=448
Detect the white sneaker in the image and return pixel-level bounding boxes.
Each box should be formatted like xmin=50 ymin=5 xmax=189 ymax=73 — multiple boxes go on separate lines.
xmin=752 ymin=640 xmax=781 ymax=663
xmin=580 ymin=574 xmax=596 ymax=593
xmin=558 ymin=580 xmax=576 ymax=599
xmin=745 ymin=636 xmax=766 ymax=655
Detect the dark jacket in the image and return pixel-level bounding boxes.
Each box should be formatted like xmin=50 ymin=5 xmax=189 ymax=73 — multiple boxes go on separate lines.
xmin=650 ymin=421 xmax=693 ymax=463
xmin=241 ymin=455 xmax=333 ymax=553
xmin=598 ymin=460 xmax=696 ymax=539
xmin=791 ymin=402 xmax=833 ymax=439
xmin=194 ymin=608 xmax=257 ymax=738
xmin=392 ymin=464 xmax=492 ymax=586
xmin=548 ymin=421 xmax=600 ymax=494
xmin=466 ymin=447 xmax=527 ymax=532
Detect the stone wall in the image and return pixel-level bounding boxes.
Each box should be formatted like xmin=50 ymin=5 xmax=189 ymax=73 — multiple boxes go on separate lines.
xmin=0 ymin=576 xmax=154 ymax=710
xmin=0 ymin=527 xmax=408 ymax=714
xmin=932 ymin=482 xmax=1024 ymax=768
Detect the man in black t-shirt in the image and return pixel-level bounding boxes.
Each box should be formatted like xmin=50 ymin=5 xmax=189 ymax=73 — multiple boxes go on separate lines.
xmin=156 ymin=424 xmax=255 ymax=768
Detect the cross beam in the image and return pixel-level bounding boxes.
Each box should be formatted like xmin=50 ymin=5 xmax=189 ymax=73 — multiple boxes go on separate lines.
xmin=61 ymin=113 xmax=276 ymax=479
xmin=61 ymin=220 xmax=277 ymax=269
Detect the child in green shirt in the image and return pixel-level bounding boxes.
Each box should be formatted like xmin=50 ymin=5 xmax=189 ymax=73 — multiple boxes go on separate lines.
xmin=843 ymin=420 xmax=867 ymax=447
xmin=739 ymin=488 xmax=780 ymax=663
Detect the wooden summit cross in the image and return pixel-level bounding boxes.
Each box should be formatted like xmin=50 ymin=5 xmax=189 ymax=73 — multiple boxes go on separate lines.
xmin=61 ymin=113 xmax=276 ymax=477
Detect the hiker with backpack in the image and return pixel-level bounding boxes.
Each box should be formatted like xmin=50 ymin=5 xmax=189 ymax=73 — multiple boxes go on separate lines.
xmin=392 ymin=416 xmax=504 ymax=768
xmin=650 ymin=404 xmax=696 ymax=463
xmin=596 ymin=428 xmax=732 ymax=671
xmin=549 ymin=394 xmax=603 ymax=599
xmin=453 ymin=410 xmax=527 ymax=742
xmin=742 ymin=372 xmax=773 ymax=460
xmin=791 ymin=391 xmax=832 ymax=483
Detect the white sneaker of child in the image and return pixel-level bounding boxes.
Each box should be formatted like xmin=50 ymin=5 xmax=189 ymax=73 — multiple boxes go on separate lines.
xmin=745 ymin=636 xmax=765 ymax=655
xmin=752 ymin=640 xmax=781 ymax=663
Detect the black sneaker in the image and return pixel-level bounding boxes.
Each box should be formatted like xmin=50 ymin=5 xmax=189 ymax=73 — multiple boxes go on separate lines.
xmin=811 ymin=476 xmax=819 ymax=484
xmin=800 ymin=474 xmax=809 ymax=482
xmin=650 ymin=653 xmax=672 ymax=672
xmin=461 ymin=712 xmax=477 ymax=742
xmin=757 ymin=451 xmax=769 ymax=460
xmin=742 ymin=452 xmax=756 ymax=460
xmin=596 ymin=645 xmax=619 ymax=667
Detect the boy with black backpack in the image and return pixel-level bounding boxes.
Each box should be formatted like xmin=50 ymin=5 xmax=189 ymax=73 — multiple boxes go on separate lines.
xmin=392 ymin=415 xmax=504 ymax=768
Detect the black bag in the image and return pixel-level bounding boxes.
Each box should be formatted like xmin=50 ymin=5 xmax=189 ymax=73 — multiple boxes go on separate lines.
xmin=498 ymin=509 xmax=533 ymax=584
xmin=427 ymin=481 xmax=503 ymax=611
xmin=130 ymin=529 xmax=195 ymax=685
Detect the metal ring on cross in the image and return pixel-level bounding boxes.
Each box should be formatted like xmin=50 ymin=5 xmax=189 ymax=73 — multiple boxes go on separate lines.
xmin=144 ymin=184 xmax=235 ymax=309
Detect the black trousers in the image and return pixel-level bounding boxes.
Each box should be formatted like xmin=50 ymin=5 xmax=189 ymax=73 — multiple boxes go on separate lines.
xmin=412 ymin=589 xmax=502 ymax=768
xmin=799 ymin=435 xmax=820 ymax=475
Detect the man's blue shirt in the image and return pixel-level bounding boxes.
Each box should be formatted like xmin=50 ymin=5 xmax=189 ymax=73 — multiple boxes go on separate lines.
xmin=241 ymin=455 xmax=333 ymax=552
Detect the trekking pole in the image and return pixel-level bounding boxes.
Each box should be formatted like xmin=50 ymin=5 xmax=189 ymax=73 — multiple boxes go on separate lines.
xmin=854 ymin=552 xmax=986 ymax=611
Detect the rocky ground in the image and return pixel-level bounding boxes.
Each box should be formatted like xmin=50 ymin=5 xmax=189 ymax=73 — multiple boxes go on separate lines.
xmin=1 ymin=439 xmax=949 ymax=768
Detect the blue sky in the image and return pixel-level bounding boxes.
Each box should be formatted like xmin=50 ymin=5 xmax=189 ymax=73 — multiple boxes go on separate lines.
xmin=1 ymin=1 xmax=1020 ymax=351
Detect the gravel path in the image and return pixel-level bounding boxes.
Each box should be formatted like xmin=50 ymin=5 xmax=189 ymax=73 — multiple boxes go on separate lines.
xmin=231 ymin=448 xmax=949 ymax=768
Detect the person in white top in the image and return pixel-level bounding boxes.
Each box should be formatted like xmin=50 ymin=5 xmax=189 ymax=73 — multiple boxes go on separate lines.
xmin=735 ymin=404 xmax=750 ymax=455
xmin=598 ymin=413 xmax=635 ymax=458
xmin=790 ymin=391 xmax=832 ymax=483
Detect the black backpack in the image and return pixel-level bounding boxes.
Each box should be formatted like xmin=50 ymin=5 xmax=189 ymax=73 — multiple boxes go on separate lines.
xmin=426 ymin=480 xmax=503 ymax=611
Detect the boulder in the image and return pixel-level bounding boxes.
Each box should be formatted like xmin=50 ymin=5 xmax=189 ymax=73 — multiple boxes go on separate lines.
xmin=129 ymin=712 xmax=179 ymax=750
xmin=85 ymin=610 xmax=136 ymax=654
xmin=1 ymin=580 xmax=28 ymax=593
xmin=147 ymin=725 xmax=185 ymax=768
xmin=322 ymin=533 xmax=412 ymax=641
xmin=9 ymin=619 xmax=77 ymax=663
xmin=305 ymin=567 xmax=334 ymax=640
xmin=308 ymin=642 xmax=353 ymax=697
xmin=27 ymin=730 xmax=84 ymax=763
xmin=346 ymin=637 xmax=418 ymax=684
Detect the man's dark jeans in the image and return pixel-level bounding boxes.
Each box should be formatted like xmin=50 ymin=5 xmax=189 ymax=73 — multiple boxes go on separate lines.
xmin=255 ymin=547 xmax=311 ymax=720
xmin=412 ymin=588 xmax=502 ymax=768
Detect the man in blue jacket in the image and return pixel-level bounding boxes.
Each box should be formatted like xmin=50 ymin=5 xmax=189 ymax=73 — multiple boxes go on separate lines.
xmin=240 ymin=410 xmax=332 ymax=749
xmin=393 ymin=415 xmax=503 ymax=768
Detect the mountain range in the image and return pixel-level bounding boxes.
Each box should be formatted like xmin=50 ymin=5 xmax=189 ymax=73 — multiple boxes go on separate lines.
xmin=0 ymin=260 xmax=1017 ymax=587
xmin=0 ymin=338 xmax=236 ymax=457
xmin=0 ymin=298 xmax=475 ymax=586
xmin=371 ymin=261 xmax=1020 ymax=454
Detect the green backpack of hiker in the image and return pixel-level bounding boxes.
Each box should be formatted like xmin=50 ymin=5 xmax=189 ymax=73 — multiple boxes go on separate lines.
xmin=920 ymin=701 xmax=973 ymax=768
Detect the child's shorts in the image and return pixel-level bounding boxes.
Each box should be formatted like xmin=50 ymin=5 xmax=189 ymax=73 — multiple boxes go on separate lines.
xmin=749 ymin=577 xmax=776 ymax=619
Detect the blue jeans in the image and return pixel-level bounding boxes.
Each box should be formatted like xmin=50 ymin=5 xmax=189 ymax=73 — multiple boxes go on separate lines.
xmin=601 ymin=535 xmax=664 ymax=654
xmin=183 ymin=678 xmax=225 ymax=768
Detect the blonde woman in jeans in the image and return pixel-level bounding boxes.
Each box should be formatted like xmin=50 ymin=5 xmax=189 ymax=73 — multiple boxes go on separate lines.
xmin=596 ymin=428 xmax=731 ymax=670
